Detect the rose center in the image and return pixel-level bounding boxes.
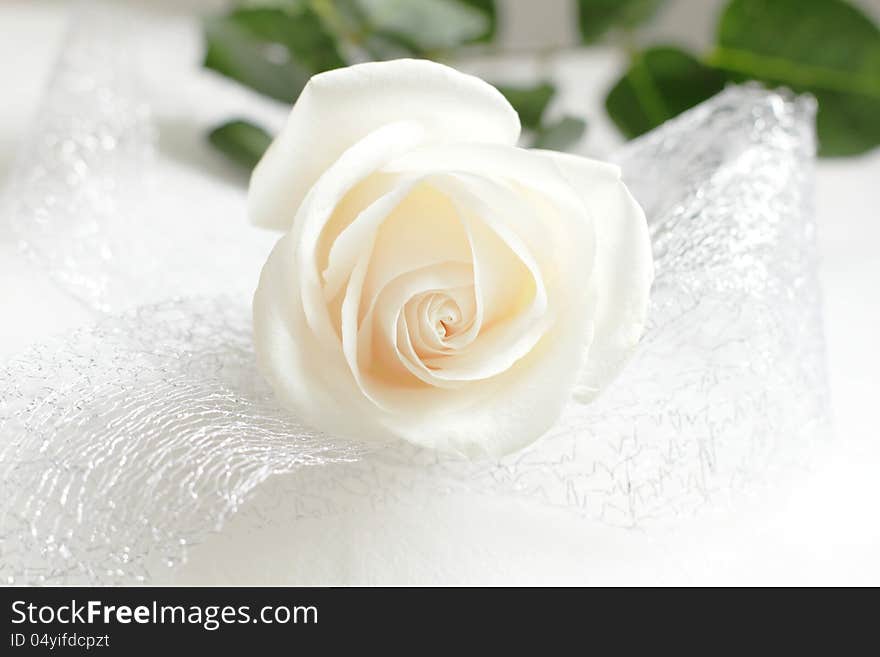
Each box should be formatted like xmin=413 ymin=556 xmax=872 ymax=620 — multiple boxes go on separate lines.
xmin=403 ymin=286 xmax=477 ymax=363
xmin=430 ymin=295 xmax=463 ymax=338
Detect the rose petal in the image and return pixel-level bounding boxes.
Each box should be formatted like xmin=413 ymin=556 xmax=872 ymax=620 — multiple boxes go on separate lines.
xmin=372 ymin=295 xmax=596 ymax=458
xmin=383 ymin=143 xmax=598 ymax=288
xmin=249 ymin=59 xmax=521 ymax=231
xmin=537 ymin=150 xmax=653 ymax=400
xmin=253 ymin=233 xmax=390 ymax=443
xmin=419 ymin=175 xmax=551 ymax=381
xmin=359 ymin=180 xmax=474 ymax=308
xmin=321 ymin=177 xmax=420 ymax=303
xmin=360 ymin=262 xmax=475 ymax=395
xmin=384 ymin=142 xmax=650 ymax=399
xmin=292 ymin=121 xmax=424 ymax=352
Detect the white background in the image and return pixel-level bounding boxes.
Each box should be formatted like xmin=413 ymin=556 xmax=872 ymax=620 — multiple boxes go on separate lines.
xmin=1 ymin=0 xmax=878 ymax=584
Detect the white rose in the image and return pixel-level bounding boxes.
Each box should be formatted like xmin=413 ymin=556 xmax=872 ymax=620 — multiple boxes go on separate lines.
xmin=251 ymin=59 xmax=652 ymax=458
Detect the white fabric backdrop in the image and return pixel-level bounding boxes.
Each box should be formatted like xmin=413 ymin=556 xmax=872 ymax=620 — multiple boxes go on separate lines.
xmin=2 ymin=0 xmax=878 ymax=585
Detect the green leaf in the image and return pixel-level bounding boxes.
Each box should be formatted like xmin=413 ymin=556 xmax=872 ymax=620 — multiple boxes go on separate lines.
xmin=457 ymin=0 xmax=497 ymax=41
xmin=203 ymin=6 xmax=345 ymax=103
xmin=358 ymin=29 xmax=421 ymax=60
xmin=605 ymin=47 xmax=728 ymax=139
xmin=711 ymin=0 xmax=880 ymax=156
xmin=577 ymin=0 xmax=665 ymax=43
xmin=531 ymin=116 xmax=587 ymax=151
xmin=496 ymin=82 xmax=556 ymax=130
xmin=208 ymin=120 xmax=273 ymax=170
xmin=354 ymin=0 xmax=492 ymax=53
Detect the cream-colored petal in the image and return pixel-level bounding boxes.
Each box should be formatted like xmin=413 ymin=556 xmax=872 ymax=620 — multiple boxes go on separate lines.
xmin=291 ymin=121 xmax=424 ymax=352
xmin=538 ymin=150 xmax=654 ymax=401
xmin=249 ymin=59 xmax=520 ymax=231
xmin=360 ymin=180 xmax=473 ymax=307
xmin=365 ymin=263 xmax=474 ymax=392
xmin=384 ymin=143 xmax=598 ymax=288
xmin=253 ymin=233 xmax=392 ymax=444
xmin=371 ymin=291 xmax=596 ymax=458
xmin=322 ymin=178 xmax=419 ymax=302
xmin=384 ymin=142 xmax=606 ymax=213
xmin=418 ymin=175 xmax=550 ymax=381
xmin=403 ymin=287 xmax=477 ymax=358
xmin=347 ymin=261 xmax=475 ymax=409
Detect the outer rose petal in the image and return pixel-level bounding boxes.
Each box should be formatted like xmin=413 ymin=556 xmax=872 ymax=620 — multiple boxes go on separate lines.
xmin=249 ymin=59 xmax=521 ymax=231
xmin=254 ymin=232 xmax=394 ymax=444
xmin=538 ymin=150 xmax=654 ymax=401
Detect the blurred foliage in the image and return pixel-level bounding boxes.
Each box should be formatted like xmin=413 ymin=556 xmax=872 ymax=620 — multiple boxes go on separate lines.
xmin=606 ymin=48 xmax=727 ymax=138
xmin=496 ymin=82 xmax=587 ymax=148
xmin=532 ymin=116 xmax=588 ymax=150
xmin=204 ymin=6 xmax=345 ymax=103
xmin=204 ymin=0 xmax=880 ymax=170
xmin=605 ymin=0 xmax=880 ymax=157
xmin=714 ymin=0 xmax=880 ymax=156
xmin=203 ymin=0 xmax=585 ymax=169
xmin=208 ymin=120 xmax=273 ymax=170
xmin=351 ymin=0 xmax=492 ymax=51
xmin=577 ymin=0 xmax=665 ymax=43
xmin=496 ymin=82 xmax=556 ymax=129
xmin=457 ymin=0 xmax=497 ymax=41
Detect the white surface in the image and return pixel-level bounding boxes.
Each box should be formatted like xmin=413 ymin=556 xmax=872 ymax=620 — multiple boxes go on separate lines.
xmin=2 ymin=0 xmax=878 ymax=585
